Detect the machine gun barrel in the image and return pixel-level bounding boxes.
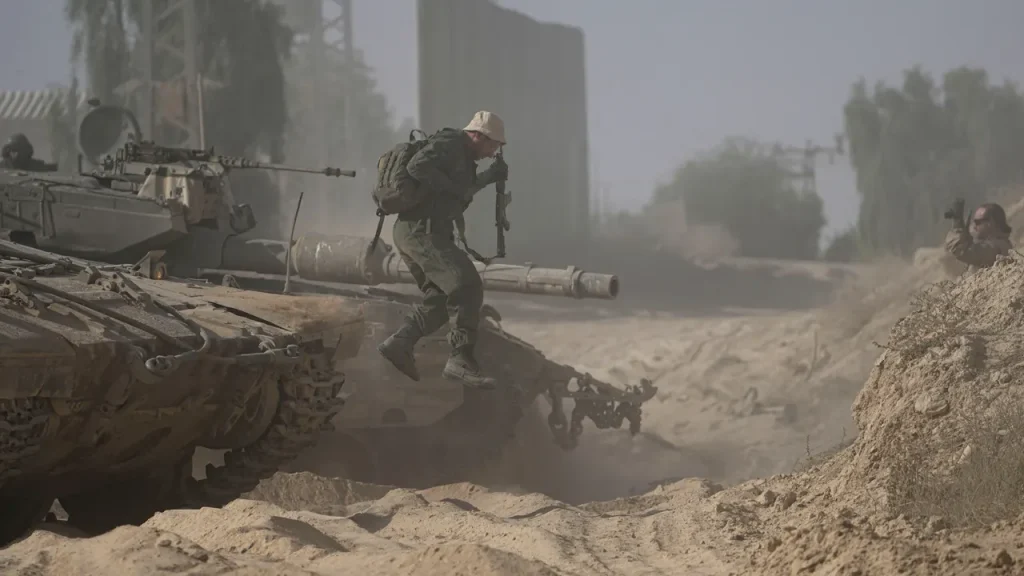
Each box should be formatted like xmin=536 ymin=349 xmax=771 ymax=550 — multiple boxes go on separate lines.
xmin=219 ymin=233 xmax=619 ymax=300
xmin=212 ymin=156 xmax=356 ymax=177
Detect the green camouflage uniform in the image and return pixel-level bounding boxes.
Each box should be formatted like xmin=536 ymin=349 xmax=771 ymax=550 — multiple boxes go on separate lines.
xmin=944 ymin=226 xmax=1012 ymax=272
xmin=380 ymin=128 xmax=503 ymax=387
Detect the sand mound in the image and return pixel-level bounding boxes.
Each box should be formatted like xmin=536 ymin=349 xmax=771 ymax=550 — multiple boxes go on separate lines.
xmin=0 ymin=522 xmax=317 ymax=575
xmin=835 ymin=255 xmax=1024 ymax=502
xmin=0 ymin=475 xmax=743 ymax=576
xmin=752 ymin=253 xmax=1024 ymax=573
xmin=394 ymin=543 xmax=561 ymax=576
xmin=760 ymin=515 xmax=1024 ymax=574
xmin=0 ymin=490 xmax=575 ymax=575
xmin=245 ymin=472 xmax=394 ymax=515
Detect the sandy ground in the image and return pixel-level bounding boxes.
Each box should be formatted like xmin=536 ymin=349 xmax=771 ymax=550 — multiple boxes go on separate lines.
xmin=9 ymin=247 xmax=1023 ymax=575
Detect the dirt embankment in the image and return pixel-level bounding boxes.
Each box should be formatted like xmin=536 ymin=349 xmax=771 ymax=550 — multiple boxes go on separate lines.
xmin=8 ymin=246 xmax=1024 ymax=575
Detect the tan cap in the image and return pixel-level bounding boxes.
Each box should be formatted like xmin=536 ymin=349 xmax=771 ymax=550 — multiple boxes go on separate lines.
xmin=463 ymin=110 xmax=506 ymax=144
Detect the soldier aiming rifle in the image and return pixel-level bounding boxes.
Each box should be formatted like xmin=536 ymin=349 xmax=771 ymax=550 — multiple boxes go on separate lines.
xmin=943 ymin=197 xmax=1013 ymax=271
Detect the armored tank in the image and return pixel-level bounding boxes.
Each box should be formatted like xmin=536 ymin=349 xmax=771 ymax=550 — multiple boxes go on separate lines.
xmin=206 ymin=233 xmax=648 ymax=487
xmin=0 ymin=240 xmax=361 ymax=545
xmin=0 ymin=102 xmax=656 ymax=489
xmin=191 ymin=224 xmax=639 ymax=486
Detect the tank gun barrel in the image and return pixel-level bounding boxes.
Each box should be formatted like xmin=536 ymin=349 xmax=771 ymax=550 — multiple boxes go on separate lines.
xmin=219 ymin=234 xmax=619 ymax=300
xmin=290 ymin=234 xmax=618 ymax=300
xmin=212 ymin=156 xmax=356 ymax=177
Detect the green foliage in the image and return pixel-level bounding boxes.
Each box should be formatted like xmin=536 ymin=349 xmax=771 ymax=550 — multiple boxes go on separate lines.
xmin=286 ymin=50 xmax=404 ymax=169
xmin=193 ymin=0 xmax=293 ymax=160
xmin=845 ymin=66 xmax=1024 ymax=257
xmin=650 ymin=138 xmax=826 ymax=260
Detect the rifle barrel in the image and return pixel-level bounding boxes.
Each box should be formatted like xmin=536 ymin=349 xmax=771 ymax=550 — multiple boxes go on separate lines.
xmin=215 ymin=156 xmax=356 ymax=177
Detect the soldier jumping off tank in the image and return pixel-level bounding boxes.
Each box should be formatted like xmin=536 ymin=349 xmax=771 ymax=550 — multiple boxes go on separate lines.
xmin=943 ymin=198 xmax=1013 ymax=271
xmin=1 ymin=134 xmax=56 ymax=172
xmin=376 ymin=110 xmax=509 ymax=389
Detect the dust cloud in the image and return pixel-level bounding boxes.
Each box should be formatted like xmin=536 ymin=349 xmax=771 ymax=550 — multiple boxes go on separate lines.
xmin=8 ymin=233 xmax=1004 ymax=575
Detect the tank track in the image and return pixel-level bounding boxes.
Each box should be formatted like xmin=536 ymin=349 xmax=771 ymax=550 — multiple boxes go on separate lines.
xmin=346 ymin=319 xmax=536 ymax=489
xmin=0 ymin=397 xmax=52 ymax=488
xmin=52 ymin=345 xmax=346 ymax=537
xmin=190 ymin=349 xmax=346 ymax=507
xmin=432 ymin=384 xmax=525 ymax=482
xmin=356 ymin=383 xmax=524 ymax=488
xmin=0 ymin=398 xmax=57 ymax=545
xmin=0 ymin=254 xmax=349 ymax=537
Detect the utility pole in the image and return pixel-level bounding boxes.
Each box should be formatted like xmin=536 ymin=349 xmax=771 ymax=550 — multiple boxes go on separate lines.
xmin=132 ymin=0 xmax=203 ymax=148
xmin=770 ymin=134 xmax=845 ymax=196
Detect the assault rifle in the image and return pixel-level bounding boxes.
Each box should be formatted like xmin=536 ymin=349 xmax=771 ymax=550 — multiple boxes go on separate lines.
xmin=494 ymin=150 xmax=510 ymax=259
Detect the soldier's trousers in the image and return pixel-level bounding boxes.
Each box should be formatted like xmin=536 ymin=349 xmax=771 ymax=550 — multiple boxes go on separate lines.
xmin=392 ymin=217 xmax=483 ymax=350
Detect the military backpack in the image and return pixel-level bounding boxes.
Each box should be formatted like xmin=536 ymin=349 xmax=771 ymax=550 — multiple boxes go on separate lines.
xmin=372 ymin=129 xmax=430 ymax=216
xmin=369 ymin=129 xmax=431 ymax=251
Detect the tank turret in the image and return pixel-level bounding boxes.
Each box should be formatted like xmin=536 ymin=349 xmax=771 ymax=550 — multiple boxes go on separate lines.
xmin=0 ymin=103 xmax=354 ymax=263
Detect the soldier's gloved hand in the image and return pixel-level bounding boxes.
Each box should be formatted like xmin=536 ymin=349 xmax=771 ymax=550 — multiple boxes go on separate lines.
xmin=483 ymin=157 xmax=508 ymax=185
xmin=943 ymin=198 xmax=966 ymax=228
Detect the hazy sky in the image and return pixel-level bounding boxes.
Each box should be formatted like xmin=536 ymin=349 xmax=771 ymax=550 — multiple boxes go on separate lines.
xmin=2 ymin=0 xmax=1023 ymax=238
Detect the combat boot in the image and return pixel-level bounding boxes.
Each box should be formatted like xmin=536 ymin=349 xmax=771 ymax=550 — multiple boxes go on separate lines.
xmin=377 ymin=322 xmax=422 ymax=381
xmin=442 ymin=346 xmax=496 ymax=389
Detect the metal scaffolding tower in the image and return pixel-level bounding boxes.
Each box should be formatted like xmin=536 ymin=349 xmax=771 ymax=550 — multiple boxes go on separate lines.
xmin=130 ymin=0 xmax=356 ymax=160
xmin=134 ymin=0 xmax=203 ymax=148
xmin=129 ymin=0 xmax=354 ymax=229
xmin=311 ymin=0 xmax=353 ymax=220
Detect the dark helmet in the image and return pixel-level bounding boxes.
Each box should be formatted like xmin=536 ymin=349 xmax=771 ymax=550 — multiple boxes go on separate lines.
xmin=3 ymin=133 xmax=33 ymax=158
xmin=974 ymin=203 xmax=1012 ymax=235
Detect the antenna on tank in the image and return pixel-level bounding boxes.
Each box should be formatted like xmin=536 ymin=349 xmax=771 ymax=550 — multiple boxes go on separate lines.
xmin=283 ymin=191 xmax=305 ymax=294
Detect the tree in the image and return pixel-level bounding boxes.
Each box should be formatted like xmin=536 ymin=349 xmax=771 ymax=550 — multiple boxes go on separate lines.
xmin=192 ymin=0 xmax=292 ymax=160
xmin=844 ymin=66 xmax=1024 ymax=257
xmin=648 ymin=138 xmax=826 ymax=260
xmin=281 ymin=45 xmax=409 ymax=237
xmin=822 ymin=226 xmax=860 ymax=262
xmin=65 ymin=0 xmax=130 ymax=105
